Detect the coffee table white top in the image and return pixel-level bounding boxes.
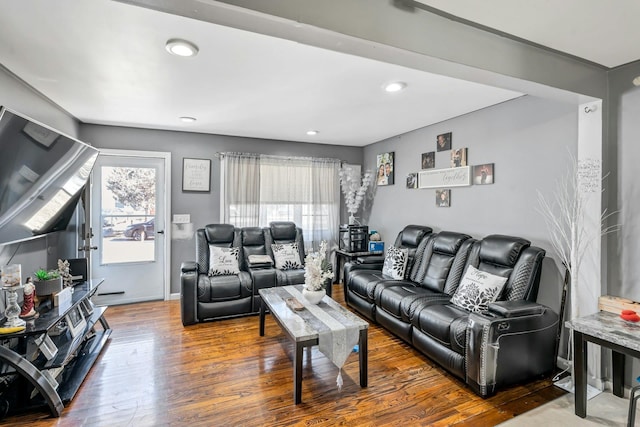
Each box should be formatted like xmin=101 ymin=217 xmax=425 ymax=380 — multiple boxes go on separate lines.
xmin=259 ymin=285 xmax=368 ymax=342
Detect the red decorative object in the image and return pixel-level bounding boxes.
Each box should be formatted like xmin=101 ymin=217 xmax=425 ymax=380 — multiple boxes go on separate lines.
xmin=620 ymin=309 xmax=640 ymax=322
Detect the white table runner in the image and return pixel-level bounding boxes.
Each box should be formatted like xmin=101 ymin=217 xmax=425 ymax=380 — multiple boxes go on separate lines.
xmin=284 ymin=286 xmax=361 ymax=390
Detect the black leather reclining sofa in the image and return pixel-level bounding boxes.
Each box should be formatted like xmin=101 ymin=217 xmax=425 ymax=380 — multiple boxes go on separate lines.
xmin=344 ymin=226 xmax=559 ymax=397
xmin=181 ymin=222 xmax=310 ymax=326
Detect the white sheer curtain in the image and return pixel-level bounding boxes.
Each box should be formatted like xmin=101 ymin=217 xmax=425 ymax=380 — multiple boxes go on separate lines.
xmin=221 ymin=153 xmax=260 ymax=227
xmin=221 ymin=153 xmax=340 ymax=252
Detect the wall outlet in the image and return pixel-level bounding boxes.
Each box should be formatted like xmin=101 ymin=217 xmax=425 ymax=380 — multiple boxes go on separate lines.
xmin=172 ymin=214 xmax=190 ymax=224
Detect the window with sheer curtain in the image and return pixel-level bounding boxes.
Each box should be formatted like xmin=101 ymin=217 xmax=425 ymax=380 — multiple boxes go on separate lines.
xmin=221 ymin=152 xmax=340 ymax=251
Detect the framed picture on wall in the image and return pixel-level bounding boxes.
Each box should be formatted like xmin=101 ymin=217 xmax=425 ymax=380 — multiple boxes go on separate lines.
xmin=421 ymin=152 xmax=435 ymax=169
xmin=473 ymin=163 xmax=494 ymax=185
xmin=436 ymin=132 xmax=452 ymax=152
xmin=182 ymin=158 xmax=211 ymax=192
xmin=451 ymin=148 xmax=468 ymax=167
xmin=406 ymin=173 xmax=418 ymax=189
xmin=436 ymin=189 xmax=450 ymax=207
xmin=376 ymin=152 xmax=394 ymax=186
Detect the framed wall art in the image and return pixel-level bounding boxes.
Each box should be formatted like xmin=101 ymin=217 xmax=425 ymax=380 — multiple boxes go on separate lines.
xmin=418 ymin=166 xmax=471 ymax=189
xmin=406 ymin=173 xmax=418 ymax=189
xmin=451 ymin=148 xmax=468 ymax=167
xmin=182 ymin=158 xmax=211 ymax=192
xmin=436 ymin=132 xmax=452 ymax=152
xmin=473 ymin=163 xmax=494 ymax=185
xmin=421 ymin=152 xmax=435 ymax=169
xmin=376 ymin=152 xmax=394 ymax=186
xmin=436 ymin=189 xmax=450 ymax=207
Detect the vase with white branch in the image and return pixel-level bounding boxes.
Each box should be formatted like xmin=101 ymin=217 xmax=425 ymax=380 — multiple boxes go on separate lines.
xmin=303 ymin=241 xmax=334 ymax=304
xmin=339 ymin=166 xmax=373 ymax=225
xmin=537 ymin=154 xmax=618 ymax=391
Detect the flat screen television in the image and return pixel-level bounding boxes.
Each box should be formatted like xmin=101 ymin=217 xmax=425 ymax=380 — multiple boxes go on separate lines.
xmin=0 ymin=107 xmax=99 ymax=245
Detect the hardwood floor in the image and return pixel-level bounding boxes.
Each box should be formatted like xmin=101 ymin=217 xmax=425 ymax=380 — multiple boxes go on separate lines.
xmin=3 ymin=285 xmax=565 ymax=426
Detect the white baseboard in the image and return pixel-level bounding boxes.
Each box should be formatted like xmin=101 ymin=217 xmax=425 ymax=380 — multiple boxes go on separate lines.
xmin=168 ymin=292 xmax=180 ymax=300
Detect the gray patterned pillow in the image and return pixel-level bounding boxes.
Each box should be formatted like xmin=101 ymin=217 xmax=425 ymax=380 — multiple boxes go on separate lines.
xmin=382 ymin=246 xmax=408 ymax=280
xmin=450 ymin=265 xmax=507 ymax=313
xmin=271 ymin=243 xmax=303 ymax=270
xmin=208 ymin=246 xmax=240 ymax=276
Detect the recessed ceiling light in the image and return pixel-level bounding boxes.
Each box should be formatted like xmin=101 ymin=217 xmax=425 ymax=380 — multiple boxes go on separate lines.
xmin=633 ymin=76 xmax=640 ymax=86
xmin=165 ymin=39 xmax=199 ymax=57
xmin=384 ymin=81 xmax=407 ymax=93
xmin=306 ymin=130 xmax=319 ymax=136
xmin=180 ymin=116 xmax=197 ymax=123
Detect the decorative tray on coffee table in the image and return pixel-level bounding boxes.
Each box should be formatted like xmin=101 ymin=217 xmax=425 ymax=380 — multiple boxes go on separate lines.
xmin=285 ymin=297 xmax=305 ymax=311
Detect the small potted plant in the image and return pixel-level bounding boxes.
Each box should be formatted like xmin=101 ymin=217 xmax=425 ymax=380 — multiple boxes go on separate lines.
xmin=33 ymin=268 xmax=63 ymax=296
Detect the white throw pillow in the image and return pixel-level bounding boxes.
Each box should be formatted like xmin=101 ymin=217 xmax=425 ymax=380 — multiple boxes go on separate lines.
xmin=208 ymin=246 xmax=240 ymax=276
xmin=382 ymin=246 xmax=408 ymax=280
xmin=271 ymin=243 xmax=303 ymax=270
xmin=450 ymin=265 xmax=508 ymax=313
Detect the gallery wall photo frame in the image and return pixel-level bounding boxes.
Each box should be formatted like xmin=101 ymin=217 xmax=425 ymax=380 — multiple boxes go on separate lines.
xmin=436 ymin=132 xmax=452 ymax=152
xmin=406 ymin=173 xmax=418 ymax=189
xmin=473 ymin=163 xmax=495 ymax=185
xmin=376 ymin=152 xmax=395 ymax=186
xmin=451 ymin=148 xmax=468 ymax=168
xmin=421 ymin=152 xmax=435 ymax=169
xmin=436 ymin=189 xmax=450 ymax=207
xmin=182 ymin=158 xmax=211 ymax=192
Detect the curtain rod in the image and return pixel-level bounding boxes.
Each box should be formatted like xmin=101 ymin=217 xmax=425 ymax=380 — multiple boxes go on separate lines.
xmin=216 ymin=151 xmax=342 ymax=164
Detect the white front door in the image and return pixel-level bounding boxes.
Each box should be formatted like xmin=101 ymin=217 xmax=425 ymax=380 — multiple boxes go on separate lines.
xmin=90 ymin=150 xmax=170 ymax=305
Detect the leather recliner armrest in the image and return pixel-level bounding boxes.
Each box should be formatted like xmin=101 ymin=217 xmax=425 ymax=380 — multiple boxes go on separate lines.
xmin=181 ymin=261 xmax=197 ymax=273
xmin=180 ymin=262 xmax=198 ymax=326
xmin=487 ymin=300 xmax=545 ymax=318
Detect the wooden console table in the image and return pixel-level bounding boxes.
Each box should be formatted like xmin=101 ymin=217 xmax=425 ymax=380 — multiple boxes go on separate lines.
xmin=0 ymin=279 xmax=110 ymax=417
xmin=567 ymin=311 xmax=640 ymax=418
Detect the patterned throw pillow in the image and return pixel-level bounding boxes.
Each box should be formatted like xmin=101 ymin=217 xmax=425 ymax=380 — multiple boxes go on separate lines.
xmin=271 ymin=243 xmax=303 ymax=270
xmin=208 ymin=246 xmax=240 ymax=276
xmin=382 ymin=246 xmax=408 ymax=280
xmin=450 ymin=265 xmax=508 ymax=313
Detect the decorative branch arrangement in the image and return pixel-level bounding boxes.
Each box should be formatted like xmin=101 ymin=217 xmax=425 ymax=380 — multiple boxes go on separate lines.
xmin=537 ymin=155 xmax=618 ymax=319
xmin=537 ymin=153 xmax=618 ymax=391
xmin=339 ymin=166 xmax=373 ymax=225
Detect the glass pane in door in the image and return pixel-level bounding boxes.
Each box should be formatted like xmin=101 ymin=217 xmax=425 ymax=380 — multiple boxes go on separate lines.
xmin=100 ymin=166 xmax=156 ymax=264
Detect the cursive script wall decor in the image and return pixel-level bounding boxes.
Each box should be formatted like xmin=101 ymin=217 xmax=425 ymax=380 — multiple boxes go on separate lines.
xmin=418 ymin=166 xmax=471 ymax=189
xmin=182 ymin=158 xmax=211 ymax=192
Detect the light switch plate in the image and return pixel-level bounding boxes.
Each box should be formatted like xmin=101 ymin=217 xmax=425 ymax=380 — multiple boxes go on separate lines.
xmin=172 ymin=214 xmax=190 ymax=224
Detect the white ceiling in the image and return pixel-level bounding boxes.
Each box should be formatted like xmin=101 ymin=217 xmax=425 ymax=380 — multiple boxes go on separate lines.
xmin=416 ymin=0 xmax=640 ymax=68
xmin=0 ymin=1 xmax=636 ymax=147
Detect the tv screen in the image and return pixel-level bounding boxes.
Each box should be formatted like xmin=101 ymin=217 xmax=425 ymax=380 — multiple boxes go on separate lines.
xmin=0 ymin=107 xmax=99 ymax=245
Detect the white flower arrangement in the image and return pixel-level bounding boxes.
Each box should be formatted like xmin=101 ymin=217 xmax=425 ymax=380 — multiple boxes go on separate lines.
xmin=303 ymin=240 xmax=334 ymax=291
xmin=339 ymin=166 xmax=373 ymax=224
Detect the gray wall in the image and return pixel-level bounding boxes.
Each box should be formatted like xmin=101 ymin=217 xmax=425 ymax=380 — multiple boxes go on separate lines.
xmin=364 ymin=95 xmax=578 ymax=314
xmin=79 ymin=124 xmax=363 ymax=294
xmin=0 ymin=66 xmax=81 ymax=284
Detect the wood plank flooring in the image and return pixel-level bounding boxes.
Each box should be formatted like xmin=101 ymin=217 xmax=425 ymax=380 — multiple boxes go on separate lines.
xmin=2 ymin=284 xmax=565 ymax=426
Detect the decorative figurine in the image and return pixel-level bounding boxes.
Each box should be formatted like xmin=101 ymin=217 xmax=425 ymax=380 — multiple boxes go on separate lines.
xmin=20 ymin=277 xmax=38 ymax=319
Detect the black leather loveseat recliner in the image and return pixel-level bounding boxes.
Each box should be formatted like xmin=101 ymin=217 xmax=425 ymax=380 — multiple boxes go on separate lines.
xmin=345 ymin=230 xmax=558 ymax=397
xmin=181 ymin=222 xmax=313 ymax=325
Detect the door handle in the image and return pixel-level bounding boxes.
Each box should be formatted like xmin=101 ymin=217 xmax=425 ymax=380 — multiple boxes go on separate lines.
xmin=156 ymin=230 xmax=165 ymax=234
xmin=79 ymin=246 xmax=98 ymax=252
